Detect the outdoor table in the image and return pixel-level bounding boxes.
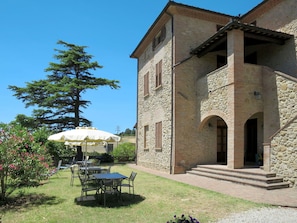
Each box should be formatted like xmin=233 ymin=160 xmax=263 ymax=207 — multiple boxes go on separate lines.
xmin=92 ymin=172 xmax=127 ymax=181
xmin=92 ymin=173 xmax=127 ymax=206
xmin=92 ymin=173 xmax=127 ymax=195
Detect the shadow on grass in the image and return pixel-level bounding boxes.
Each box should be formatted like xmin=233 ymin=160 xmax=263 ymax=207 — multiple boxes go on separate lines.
xmin=75 ymin=192 xmax=145 ymax=208
xmin=0 ymin=193 xmax=64 ymax=213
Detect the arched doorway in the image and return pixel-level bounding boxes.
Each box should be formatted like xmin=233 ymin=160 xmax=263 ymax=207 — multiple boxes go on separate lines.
xmin=245 ymin=119 xmax=257 ymax=163
xmin=217 ymin=118 xmax=227 ymax=164
xmin=244 ymin=113 xmax=264 ymax=166
xmin=200 ymin=114 xmax=228 ymax=165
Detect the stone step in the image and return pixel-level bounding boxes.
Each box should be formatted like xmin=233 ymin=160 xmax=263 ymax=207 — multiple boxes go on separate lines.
xmin=190 ymin=166 xmax=281 ymax=183
xmin=193 ymin=165 xmax=276 ymax=177
xmin=186 ymin=165 xmax=290 ymax=190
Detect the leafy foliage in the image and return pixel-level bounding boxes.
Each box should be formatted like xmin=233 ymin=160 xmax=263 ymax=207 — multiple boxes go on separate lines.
xmin=119 ymin=128 xmax=135 ymax=136
xmin=9 ymin=40 xmax=120 ymax=131
xmin=112 ymin=142 xmax=135 ymax=161
xmin=167 ymin=214 xmax=200 ymax=223
xmin=10 ymin=114 xmax=41 ymax=131
xmin=0 ymin=124 xmax=52 ymax=201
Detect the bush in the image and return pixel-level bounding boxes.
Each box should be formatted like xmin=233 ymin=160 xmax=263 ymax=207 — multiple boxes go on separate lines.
xmin=89 ymin=152 xmax=114 ymax=163
xmin=0 ymin=124 xmax=52 ymax=201
xmin=167 ymin=214 xmax=199 ymax=223
xmin=112 ymin=142 xmax=135 ymax=162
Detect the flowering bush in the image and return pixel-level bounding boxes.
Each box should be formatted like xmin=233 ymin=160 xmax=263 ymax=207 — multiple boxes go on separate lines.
xmin=167 ymin=214 xmax=200 ymax=223
xmin=0 ymin=124 xmax=52 ymax=201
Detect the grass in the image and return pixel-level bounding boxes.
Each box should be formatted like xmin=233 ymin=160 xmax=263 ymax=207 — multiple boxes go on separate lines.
xmin=0 ymin=164 xmax=270 ymax=223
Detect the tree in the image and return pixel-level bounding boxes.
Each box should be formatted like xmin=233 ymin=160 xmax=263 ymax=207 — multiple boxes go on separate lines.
xmin=0 ymin=124 xmax=52 ymax=201
xmin=112 ymin=142 xmax=135 ymax=161
xmin=119 ymin=128 xmax=135 ymax=136
xmin=9 ymin=40 xmax=120 ymax=131
xmin=10 ymin=114 xmax=41 ymax=131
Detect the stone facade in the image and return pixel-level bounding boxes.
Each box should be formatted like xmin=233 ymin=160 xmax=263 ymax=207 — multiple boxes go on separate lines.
xmin=131 ymin=0 xmax=297 ymax=186
xmin=269 ymin=73 xmax=297 ymax=186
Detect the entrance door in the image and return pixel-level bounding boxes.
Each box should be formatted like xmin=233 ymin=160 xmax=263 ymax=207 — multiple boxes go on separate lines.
xmin=217 ymin=120 xmax=227 ymax=164
xmin=245 ymin=119 xmax=257 ymax=163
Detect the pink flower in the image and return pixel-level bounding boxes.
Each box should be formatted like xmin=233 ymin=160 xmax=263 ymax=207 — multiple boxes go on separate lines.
xmin=9 ymin=164 xmax=17 ymax=170
xmin=0 ymin=165 xmax=3 ymax=171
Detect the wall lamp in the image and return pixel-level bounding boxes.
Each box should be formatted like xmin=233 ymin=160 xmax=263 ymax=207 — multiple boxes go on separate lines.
xmin=253 ymin=91 xmax=262 ymax=100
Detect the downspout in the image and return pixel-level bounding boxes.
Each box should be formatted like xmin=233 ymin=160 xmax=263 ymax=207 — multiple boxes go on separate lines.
xmin=166 ymin=11 xmax=174 ymax=174
xmin=135 ymin=59 xmax=139 ymax=165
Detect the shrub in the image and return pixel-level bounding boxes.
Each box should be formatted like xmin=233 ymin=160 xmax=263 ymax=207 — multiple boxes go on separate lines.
xmin=0 ymin=124 xmax=52 ymax=201
xmin=112 ymin=142 xmax=135 ymax=162
xmin=167 ymin=214 xmax=200 ymax=223
xmin=89 ymin=153 xmax=114 ymax=163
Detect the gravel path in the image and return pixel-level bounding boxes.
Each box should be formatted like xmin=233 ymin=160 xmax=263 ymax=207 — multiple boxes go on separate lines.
xmin=216 ymin=207 xmax=297 ymax=223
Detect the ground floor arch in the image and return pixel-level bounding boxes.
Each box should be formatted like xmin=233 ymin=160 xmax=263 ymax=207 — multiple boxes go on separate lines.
xmin=202 ymin=115 xmax=228 ymax=165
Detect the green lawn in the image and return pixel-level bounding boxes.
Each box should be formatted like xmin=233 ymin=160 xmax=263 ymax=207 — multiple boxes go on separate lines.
xmin=0 ymin=164 xmax=269 ymax=223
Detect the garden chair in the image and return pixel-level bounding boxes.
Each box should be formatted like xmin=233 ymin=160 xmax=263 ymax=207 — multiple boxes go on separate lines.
xmin=70 ymin=156 xmax=76 ymax=165
xmin=50 ymin=160 xmax=68 ymax=176
xmin=57 ymin=159 xmax=69 ymax=170
xmin=101 ymin=165 xmax=111 ymax=174
xmin=121 ymin=171 xmax=137 ymax=196
xmin=70 ymin=164 xmax=79 ymax=186
xmin=100 ymin=179 xmax=122 ymax=207
xmin=78 ymin=171 xmax=99 ymax=198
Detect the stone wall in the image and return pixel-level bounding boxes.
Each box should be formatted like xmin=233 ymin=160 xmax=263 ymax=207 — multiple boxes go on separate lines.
xmin=199 ymin=66 xmax=229 ymax=118
xmin=136 ymin=20 xmax=173 ymax=173
xmin=270 ymin=73 xmax=297 ymax=186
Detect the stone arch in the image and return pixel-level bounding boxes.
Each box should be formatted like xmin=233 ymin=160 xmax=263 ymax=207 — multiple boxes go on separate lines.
xmin=199 ymin=110 xmax=229 ymax=131
xmin=199 ymin=113 xmax=228 ymax=164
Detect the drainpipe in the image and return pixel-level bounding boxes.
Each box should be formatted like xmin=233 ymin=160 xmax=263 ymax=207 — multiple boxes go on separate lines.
xmin=135 ymin=58 xmax=139 ymax=165
xmin=166 ymin=11 xmax=174 ymax=174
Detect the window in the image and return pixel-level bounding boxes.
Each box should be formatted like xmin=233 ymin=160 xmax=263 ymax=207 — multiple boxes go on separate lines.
xmin=155 ymin=121 xmax=162 ymax=149
xmin=144 ymin=125 xmax=149 ymax=149
xmin=144 ymin=72 xmax=149 ymax=96
xmin=155 ymin=60 xmax=162 ymax=88
xmin=152 ymin=26 xmax=166 ymax=51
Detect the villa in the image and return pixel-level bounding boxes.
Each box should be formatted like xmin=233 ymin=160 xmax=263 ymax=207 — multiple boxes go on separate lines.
xmin=130 ymin=0 xmax=297 ymax=187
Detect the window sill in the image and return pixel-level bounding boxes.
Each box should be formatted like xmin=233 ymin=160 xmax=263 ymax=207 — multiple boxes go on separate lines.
xmin=155 ymin=85 xmax=162 ymax=91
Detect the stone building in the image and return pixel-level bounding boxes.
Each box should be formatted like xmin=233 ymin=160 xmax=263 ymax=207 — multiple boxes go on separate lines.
xmin=130 ymin=0 xmax=297 ymax=186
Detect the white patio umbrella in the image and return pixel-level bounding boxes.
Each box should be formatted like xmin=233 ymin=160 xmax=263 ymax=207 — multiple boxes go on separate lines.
xmin=48 ymin=126 xmax=121 ymax=160
xmin=65 ymin=141 xmax=108 ymax=154
xmin=48 ymin=126 xmax=121 ymax=143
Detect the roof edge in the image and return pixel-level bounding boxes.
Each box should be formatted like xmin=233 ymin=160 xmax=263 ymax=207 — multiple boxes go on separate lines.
xmin=130 ymin=1 xmax=233 ymax=59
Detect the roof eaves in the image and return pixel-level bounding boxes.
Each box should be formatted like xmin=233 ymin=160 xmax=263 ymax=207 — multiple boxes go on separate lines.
xmin=191 ymin=19 xmax=293 ymax=57
xmin=130 ymin=1 xmax=233 ymax=59
xmin=130 ymin=1 xmax=174 ymax=58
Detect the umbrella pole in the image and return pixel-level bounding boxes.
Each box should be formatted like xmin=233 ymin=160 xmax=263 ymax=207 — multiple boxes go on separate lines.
xmin=85 ymin=140 xmax=87 ymax=177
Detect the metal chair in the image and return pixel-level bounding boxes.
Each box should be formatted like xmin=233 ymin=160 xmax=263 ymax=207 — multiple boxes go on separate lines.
xmin=50 ymin=160 xmax=68 ymax=176
xmin=121 ymin=171 xmax=137 ymax=195
xmin=78 ymin=171 xmax=99 ymax=197
xmin=70 ymin=164 xmax=79 ymax=186
xmin=100 ymin=179 xmax=122 ymax=206
xmin=101 ymin=165 xmax=111 ymax=174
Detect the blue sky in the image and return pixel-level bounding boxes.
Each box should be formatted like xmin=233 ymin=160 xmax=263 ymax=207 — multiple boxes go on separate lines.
xmin=0 ymin=0 xmax=262 ymax=134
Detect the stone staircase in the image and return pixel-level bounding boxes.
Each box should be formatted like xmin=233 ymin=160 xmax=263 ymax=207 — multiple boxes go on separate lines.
xmin=186 ymin=165 xmax=290 ymax=190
